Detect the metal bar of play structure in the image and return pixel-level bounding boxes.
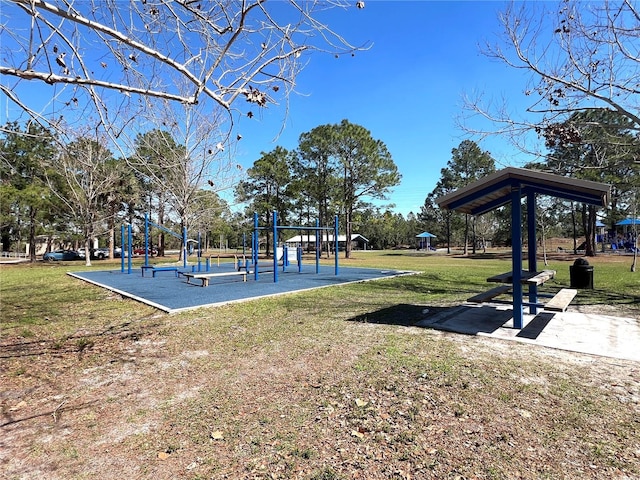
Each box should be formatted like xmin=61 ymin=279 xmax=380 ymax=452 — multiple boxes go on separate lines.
xmin=120 ymin=224 xmax=125 ymax=273
xmin=144 ymin=214 xmax=149 ymax=267
xmin=120 ymin=224 xmax=133 ymax=274
xmin=252 ymin=211 xmax=339 ymax=282
xmin=144 ymin=213 xmax=188 ymax=268
xmin=253 ymin=212 xmax=259 ymax=280
xmin=315 ymin=219 xmax=320 ymax=274
xmin=127 ymin=223 xmax=133 ymax=274
xmin=334 ymin=215 xmax=339 ymax=276
xmin=197 ymin=231 xmax=202 ymax=272
xmin=273 ymin=210 xmax=278 ymax=283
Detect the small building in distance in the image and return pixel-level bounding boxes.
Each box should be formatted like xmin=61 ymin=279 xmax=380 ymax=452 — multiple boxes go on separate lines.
xmin=284 ymin=233 xmax=369 ymax=251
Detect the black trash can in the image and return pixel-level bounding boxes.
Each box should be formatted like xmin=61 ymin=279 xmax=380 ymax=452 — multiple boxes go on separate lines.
xmin=570 ymin=258 xmax=594 ymax=289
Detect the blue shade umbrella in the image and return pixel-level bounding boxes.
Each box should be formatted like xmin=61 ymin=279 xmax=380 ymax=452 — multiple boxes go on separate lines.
xmin=595 ymin=220 xmax=605 ymax=227
xmin=615 ymin=218 xmax=640 ymax=226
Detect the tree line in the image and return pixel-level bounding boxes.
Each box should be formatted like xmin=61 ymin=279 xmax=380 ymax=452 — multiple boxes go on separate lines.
xmin=419 ymin=112 xmax=639 ymax=263
xmin=0 ymin=118 xmax=412 ymax=263
xmin=2 ymin=110 xmax=637 ymax=266
xmin=3 ymin=1 xmax=639 ymax=264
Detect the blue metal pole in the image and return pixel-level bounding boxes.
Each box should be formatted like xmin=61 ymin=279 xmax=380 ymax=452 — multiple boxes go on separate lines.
xmin=315 ymin=219 xmax=320 ymax=274
xmin=273 ymin=210 xmax=278 ymax=283
xmin=197 ymin=231 xmax=202 ymax=272
xmin=283 ymin=244 xmax=289 ymax=269
xmin=183 ymin=226 xmax=188 ymax=269
xmin=527 ymin=191 xmax=538 ymax=314
xmin=334 ymin=215 xmax=339 ymax=276
xmin=298 ymin=246 xmax=302 ymax=273
xmin=253 ymin=212 xmax=259 ymax=281
xmin=511 ymin=187 xmax=523 ymax=329
xmin=127 ymin=223 xmax=132 ymax=274
xmin=144 ymin=213 xmax=149 ymax=267
xmin=120 ymin=224 xmax=125 ymax=273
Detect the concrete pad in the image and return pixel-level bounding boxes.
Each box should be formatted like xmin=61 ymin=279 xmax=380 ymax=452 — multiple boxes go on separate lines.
xmin=417 ymin=303 xmax=640 ymax=362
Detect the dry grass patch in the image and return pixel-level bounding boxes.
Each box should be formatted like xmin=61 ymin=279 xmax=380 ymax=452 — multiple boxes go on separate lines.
xmin=1 ymin=256 xmax=639 ymax=479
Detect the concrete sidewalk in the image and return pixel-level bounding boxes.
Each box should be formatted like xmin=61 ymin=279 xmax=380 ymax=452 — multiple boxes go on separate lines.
xmin=417 ymin=303 xmax=640 ymax=362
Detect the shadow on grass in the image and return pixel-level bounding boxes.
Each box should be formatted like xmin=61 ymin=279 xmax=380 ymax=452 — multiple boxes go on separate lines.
xmin=346 ymin=304 xmax=454 ymax=327
xmin=0 ymin=318 xmax=158 ymax=360
xmin=572 ymin=288 xmax=640 ymax=308
xmin=346 ymin=303 xmax=557 ymax=338
xmin=0 ymin=399 xmax=99 ymax=428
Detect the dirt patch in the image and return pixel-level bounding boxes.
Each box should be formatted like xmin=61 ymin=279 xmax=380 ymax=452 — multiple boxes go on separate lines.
xmin=1 ymin=303 xmax=639 ymax=479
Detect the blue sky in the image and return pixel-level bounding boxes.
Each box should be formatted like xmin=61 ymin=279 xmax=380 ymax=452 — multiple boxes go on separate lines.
xmin=1 ymin=1 xmax=540 ymax=217
xmin=231 ymin=1 xmax=538 ymax=217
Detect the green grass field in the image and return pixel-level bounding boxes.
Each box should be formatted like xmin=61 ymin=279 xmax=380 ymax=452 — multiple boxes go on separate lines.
xmin=1 ymin=250 xmax=639 ymax=479
xmin=2 ymin=250 xmax=639 ymax=335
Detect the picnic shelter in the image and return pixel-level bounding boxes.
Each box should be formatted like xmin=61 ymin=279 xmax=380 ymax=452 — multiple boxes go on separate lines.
xmin=436 ymin=167 xmax=610 ymax=329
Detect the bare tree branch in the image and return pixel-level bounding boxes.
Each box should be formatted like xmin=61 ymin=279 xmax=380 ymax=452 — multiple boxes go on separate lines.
xmin=460 ymin=0 xmax=640 ymax=153
xmin=2 ymin=0 xmax=368 ymax=139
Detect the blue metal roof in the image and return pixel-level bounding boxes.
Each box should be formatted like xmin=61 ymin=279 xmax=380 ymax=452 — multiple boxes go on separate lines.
xmin=416 ymin=232 xmax=436 ymax=238
xmin=436 ymin=167 xmax=610 ymax=215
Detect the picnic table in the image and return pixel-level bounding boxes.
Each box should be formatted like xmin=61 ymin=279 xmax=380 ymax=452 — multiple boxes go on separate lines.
xmin=468 ymin=269 xmax=576 ymax=313
xmin=486 ymin=269 xmax=556 ymax=286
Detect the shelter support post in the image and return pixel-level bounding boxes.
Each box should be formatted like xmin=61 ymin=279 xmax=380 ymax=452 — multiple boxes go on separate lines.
xmin=527 ymin=192 xmax=538 ymax=314
xmin=511 ymin=187 xmax=524 ymax=329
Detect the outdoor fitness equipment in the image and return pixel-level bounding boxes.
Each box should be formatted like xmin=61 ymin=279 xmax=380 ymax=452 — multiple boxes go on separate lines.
xmin=120 ymin=214 xmax=190 ymax=274
xmin=143 ymin=213 xmax=189 ymax=269
xmin=120 ymin=223 xmax=134 ymax=274
xmin=251 ymin=211 xmax=339 ymax=282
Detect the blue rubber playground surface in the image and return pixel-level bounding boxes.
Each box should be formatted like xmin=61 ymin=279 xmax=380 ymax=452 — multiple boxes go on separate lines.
xmin=69 ymin=262 xmax=415 ymax=313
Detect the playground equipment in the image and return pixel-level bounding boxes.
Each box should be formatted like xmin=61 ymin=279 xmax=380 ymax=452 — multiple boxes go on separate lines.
xmin=251 ymin=211 xmax=339 ymax=282
xmin=119 ymin=211 xmax=341 ymax=285
xmin=144 ymin=213 xmax=188 ymax=269
xmin=119 ymin=215 xmax=189 ymax=274
xmin=120 ymin=223 xmax=133 ymax=274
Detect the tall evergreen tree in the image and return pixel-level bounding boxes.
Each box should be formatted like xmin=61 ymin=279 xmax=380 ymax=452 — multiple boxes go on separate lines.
xmin=297 ymin=124 xmax=341 ymax=248
xmin=542 ymin=109 xmax=640 ymax=256
xmin=0 ymin=122 xmax=57 ymax=260
xmin=297 ymin=120 xmax=400 ymax=258
xmin=423 ymin=140 xmax=495 ymax=254
xmin=235 ymin=146 xmax=295 ymax=256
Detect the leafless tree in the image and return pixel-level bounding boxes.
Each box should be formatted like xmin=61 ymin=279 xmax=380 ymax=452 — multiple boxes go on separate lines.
xmin=460 ymin=0 xmax=640 ymax=155
xmin=1 ymin=0 xmax=367 ymax=141
xmin=50 ymin=132 xmax=121 ymax=266
xmin=127 ymin=96 xmax=244 ymax=256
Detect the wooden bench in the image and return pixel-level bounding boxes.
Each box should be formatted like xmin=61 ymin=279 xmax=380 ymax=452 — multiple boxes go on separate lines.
xmin=487 ymin=270 xmax=556 ymax=285
xmin=183 ymin=270 xmax=249 ymax=287
xmin=544 ymin=288 xmax=577 ymax=312
xmin=486 ymin=272 xmax=516 ymax=283
xmin=467 ymin=285 xmax=511 ymax=303
xmin=141 ymin=265 xmax=180 ymax=277
xmin=524 ymin=270 xmax=556 ymax=286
